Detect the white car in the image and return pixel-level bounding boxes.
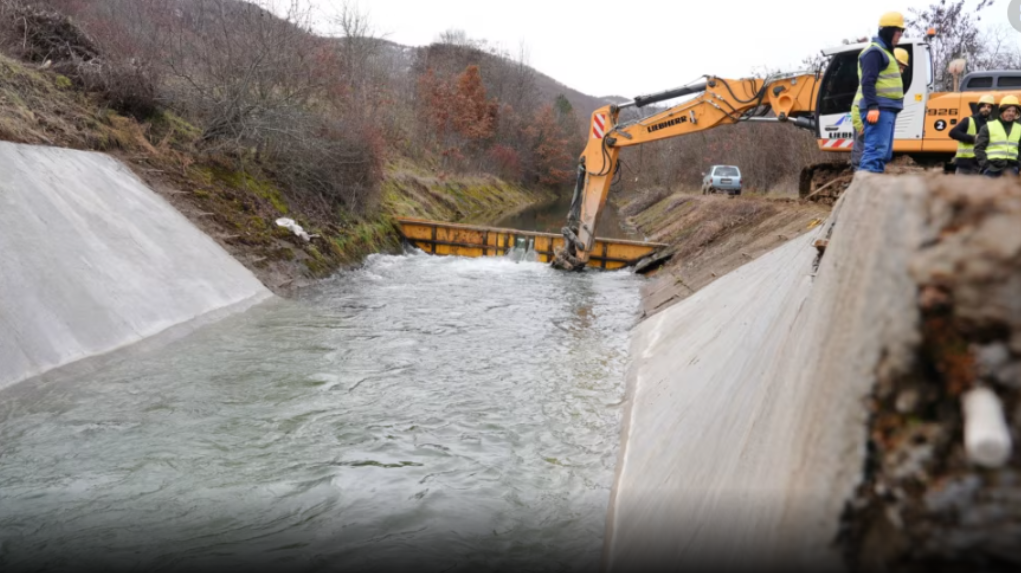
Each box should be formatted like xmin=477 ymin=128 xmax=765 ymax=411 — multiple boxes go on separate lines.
xmin=701 ymin=165 xmax=742 ymax=196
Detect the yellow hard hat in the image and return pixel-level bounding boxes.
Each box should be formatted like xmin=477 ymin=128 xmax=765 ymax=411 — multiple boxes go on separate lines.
xmin=879 ymin=11 xmax=906 ymax=28
xmin=978 ymin=94 xmax=996 ymax=105
xmin=894 ymin=48 xmax=910 ymax=66
xmin=1000 ymin=95 xmax=1020 ymax=107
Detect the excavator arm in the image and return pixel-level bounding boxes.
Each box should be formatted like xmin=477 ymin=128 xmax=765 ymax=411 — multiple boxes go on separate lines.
xmin=552 ymin=73 xmax=820 ymax=271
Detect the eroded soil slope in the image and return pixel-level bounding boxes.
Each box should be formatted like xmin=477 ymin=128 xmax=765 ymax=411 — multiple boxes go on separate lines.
xmin=619 ymin=190 xmax=830 ymax=317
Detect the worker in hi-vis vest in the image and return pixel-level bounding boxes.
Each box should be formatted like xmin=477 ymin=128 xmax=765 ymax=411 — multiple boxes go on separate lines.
xmin=851 ymin=47 xmax=909 ymax=171
xmin=949 ymin=94 xmax=995 ymax=175
xmin=975 ymin=95 xmax=1021 ymax=178
xmin=857 ymin=12 xmax=906 ymax=173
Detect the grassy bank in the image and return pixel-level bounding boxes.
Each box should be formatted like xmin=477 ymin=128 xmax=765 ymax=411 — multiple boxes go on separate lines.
xmin=0 ymin=53 xmax=551 ymax=294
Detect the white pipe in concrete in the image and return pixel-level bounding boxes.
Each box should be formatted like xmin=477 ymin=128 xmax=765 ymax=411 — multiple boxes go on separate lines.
xmin=963 ymin=387 xmax=1013 ymax=468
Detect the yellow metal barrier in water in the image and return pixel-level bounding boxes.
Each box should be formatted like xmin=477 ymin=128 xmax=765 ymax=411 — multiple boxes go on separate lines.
xmin=396 ymin=217 xmax=668 ymax=271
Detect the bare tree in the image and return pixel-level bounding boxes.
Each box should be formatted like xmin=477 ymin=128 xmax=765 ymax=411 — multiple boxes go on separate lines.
xmin=333 ymin=2 xmax=381 ymax=105
xmin=907 ymin=0 xmax=994 ymax=91
xmin=970 ymin=24 xmax=1021 ymax=71
xmin=155 ymin=0 xmax=324 ymax=148
xmin=507 ymin=40 xmax=538 ymax=112
xmin=800 ymin=52 xmax=828 ymax=73
xmin=436 ymin=28 xmax=488 ymax=51
xmin=0 ymin=0 xmax=16 ymax=20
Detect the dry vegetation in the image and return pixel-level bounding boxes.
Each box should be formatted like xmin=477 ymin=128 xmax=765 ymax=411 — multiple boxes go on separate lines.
xmin=2 ymin=0 xmax=1016 ymax=293
xmin=0 ymin=0 xmax=586 ymax=195
xmin=0 ymin=0 xmax=563 ymax=291
xmin=617 ymin=121 xmax=830 ymax=195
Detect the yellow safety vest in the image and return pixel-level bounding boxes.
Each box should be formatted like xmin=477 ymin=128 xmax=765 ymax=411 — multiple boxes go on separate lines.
xmin=985 ymin=120 xmax=1021 ymax=162
xmin=955 ymin=118 xmax=977 ymax=159
xmin=856 ymin=42 xmax=904 ymax=108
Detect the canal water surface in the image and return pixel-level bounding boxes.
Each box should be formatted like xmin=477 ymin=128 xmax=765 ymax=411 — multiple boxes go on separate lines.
xmin=494 ymin=194 xmax=637 ymax=241
xmin=0 ymin=247 xmax=643 ymax=572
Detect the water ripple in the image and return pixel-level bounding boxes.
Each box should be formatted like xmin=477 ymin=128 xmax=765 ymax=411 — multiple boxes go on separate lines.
xmin=0 ymin=253 xmax=642 ymax=572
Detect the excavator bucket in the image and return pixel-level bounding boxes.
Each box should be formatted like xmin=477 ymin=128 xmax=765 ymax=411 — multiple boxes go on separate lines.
xmin=396 ymin=217 xmax=668 ymax=272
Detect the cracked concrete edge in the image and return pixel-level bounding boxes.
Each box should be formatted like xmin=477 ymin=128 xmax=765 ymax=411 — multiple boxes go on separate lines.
xmin=602 ymin=173 xmax=936 ymax=572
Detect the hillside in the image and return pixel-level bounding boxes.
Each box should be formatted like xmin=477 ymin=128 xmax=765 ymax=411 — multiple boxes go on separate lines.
xmin=0 ymin=0 xmax=599 ymax=293
xmin=532 ymin=68 xmax=624 ymax=120
xmin=0 ymin=0 xmax=830 ymax=296
xmin=354 ymin=36 xmax=620 ymax=122
xmin=0 ymin=13 xmax=551 ymax=295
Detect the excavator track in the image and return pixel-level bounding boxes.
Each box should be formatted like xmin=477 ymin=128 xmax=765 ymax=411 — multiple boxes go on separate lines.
xmin=799 ymin=162 xmax=855 ymax=203
xmin=799 ymin=156 xmax=941 ymax=203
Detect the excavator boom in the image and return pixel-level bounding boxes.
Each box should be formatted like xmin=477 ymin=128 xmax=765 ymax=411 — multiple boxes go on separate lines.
xmin=552 ymin=73 xmax=820 ymax=271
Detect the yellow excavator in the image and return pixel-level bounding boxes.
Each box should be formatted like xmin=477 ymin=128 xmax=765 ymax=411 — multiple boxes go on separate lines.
xmin=550 ymin=31 xmax=1021 ymax=271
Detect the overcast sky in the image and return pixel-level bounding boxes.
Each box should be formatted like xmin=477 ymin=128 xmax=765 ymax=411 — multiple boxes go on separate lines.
xmin=302 ymin=0 xmax=1021 ymax=98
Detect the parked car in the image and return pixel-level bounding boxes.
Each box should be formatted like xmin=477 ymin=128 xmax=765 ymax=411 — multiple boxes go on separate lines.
xmin=701 ymin=165 xmax=742 ymax=196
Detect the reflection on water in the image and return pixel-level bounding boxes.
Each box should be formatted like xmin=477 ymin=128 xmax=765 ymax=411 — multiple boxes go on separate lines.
xmin=495 ymin=194 xmax=635 ymax=240
xmin=0 ymin=252 xmax=642 ymax=573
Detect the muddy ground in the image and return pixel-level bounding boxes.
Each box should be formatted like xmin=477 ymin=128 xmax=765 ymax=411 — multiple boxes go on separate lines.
xmin=618 ymin=189 xmax=830 ymax=318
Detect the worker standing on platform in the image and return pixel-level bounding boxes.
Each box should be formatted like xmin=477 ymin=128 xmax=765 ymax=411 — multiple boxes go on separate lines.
xmin=851 ymin=47 xmax=909 ymax=170
xmin=949 ymin=94 xmax=995 ymax=175
xmin=857 ymin=12 xmax=906 ymax=173
xmin=975 ymin=95 xmax=1021 ymax=178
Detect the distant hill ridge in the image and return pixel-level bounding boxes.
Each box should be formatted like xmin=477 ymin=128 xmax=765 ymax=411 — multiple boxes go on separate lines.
xmin=328 ymin=33 xmax=626 ymax=120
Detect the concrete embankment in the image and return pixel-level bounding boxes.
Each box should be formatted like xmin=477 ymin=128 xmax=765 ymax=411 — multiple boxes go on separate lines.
xmin=604 ymin=174 xmax=942 ymax=572
xmin=0 ymin=142 xmax=272 ymax=390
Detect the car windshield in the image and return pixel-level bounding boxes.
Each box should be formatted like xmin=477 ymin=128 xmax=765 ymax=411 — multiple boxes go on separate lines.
xmin=714 ymin=167 xmax=739 ymax=177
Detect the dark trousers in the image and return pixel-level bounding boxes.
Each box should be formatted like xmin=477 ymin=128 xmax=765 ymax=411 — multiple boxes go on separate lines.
xmin=982 ymin=165 xmax=1020 ymax=177
xmin=850 ymin=130 xmax=865 ymax=170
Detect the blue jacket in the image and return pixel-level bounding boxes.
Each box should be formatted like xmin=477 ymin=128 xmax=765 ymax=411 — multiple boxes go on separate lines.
xmin=860 ymin=37 xmax=902 ymax=112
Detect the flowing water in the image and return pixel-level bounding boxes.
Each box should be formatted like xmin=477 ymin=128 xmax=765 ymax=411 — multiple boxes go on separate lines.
xmin=0 ymin=250 xmax=643 ymax=573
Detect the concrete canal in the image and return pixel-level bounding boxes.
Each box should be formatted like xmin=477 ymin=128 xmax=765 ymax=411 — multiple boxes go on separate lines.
xmin=0 ymin=247 xmax=644 ymax=572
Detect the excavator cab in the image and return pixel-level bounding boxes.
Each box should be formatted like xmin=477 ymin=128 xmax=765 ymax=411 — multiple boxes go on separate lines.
xmin=814 ymin=39 xmax=932 ymax=151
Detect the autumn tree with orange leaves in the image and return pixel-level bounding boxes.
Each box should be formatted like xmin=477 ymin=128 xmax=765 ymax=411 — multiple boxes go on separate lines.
xmin=526 ymin=104 xmax=574 ymax=187
xmin=417 ymin=64 xmax=499 ymax=169
xmin=416 ymin=66 xmax=451 ymax=150
xmin=452 ymin=65 xmax=497 ymax=141
xmin=415 ymin=62 xmax=577 ymax=187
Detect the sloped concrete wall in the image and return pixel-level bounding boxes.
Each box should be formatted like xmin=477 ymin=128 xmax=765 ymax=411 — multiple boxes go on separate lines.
xmin=0 ymin=142 xmax=272 ymax=389
xmin=604 ymin=174 xmax=930 ymax=572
